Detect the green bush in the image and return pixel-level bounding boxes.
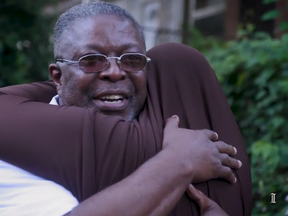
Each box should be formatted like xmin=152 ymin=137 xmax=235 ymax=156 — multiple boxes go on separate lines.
xmin=0 ymin=1 xmax=56 ymax=87
xmin=193 ymin=32 xmax=288 ymax=215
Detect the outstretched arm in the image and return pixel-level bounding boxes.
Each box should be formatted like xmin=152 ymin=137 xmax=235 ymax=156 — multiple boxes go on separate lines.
xmin=66 ymin=116 xmax=239 ymax=216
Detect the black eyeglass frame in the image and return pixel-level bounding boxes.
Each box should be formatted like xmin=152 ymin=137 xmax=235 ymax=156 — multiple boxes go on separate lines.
xmin=55 ymin=53 xmax=151 ymax=73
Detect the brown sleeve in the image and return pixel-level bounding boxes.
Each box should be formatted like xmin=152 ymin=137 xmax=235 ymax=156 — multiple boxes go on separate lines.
xmin=0 ymin=80 xmax=57 ymax=102
xmin=146 ymin=43 xmax=252 ymax=216
xmin=0 ymin=86 xmax=160 ymax=201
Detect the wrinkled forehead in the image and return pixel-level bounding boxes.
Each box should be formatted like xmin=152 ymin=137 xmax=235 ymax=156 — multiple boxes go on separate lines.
xmin=61 ymin=15 xmax=145 ymax=57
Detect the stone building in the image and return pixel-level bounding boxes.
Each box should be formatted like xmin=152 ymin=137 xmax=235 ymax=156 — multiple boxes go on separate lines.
xmin=45 ymin=0 xmax=227 ymax=50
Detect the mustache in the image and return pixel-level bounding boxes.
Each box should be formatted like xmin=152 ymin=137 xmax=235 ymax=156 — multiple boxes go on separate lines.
xmin=89 ymin=86 xmax=133 ymax=97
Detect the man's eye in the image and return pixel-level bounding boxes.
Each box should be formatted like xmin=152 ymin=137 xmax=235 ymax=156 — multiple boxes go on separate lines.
xmin=124 ymin=55 xmax=142 ymax=61
xmin=80 ymin=56 xmax=105 ymax=66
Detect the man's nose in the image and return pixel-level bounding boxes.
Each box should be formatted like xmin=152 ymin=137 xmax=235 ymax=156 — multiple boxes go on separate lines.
xmin=98 ymin=59 xmax=127 ymax=82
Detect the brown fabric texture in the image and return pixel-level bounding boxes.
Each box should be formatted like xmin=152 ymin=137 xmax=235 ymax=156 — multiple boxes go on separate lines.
xmin=0 ymin=43 xmax=252 ymax=216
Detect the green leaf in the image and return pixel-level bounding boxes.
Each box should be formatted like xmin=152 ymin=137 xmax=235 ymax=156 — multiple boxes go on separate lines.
xmin=281 ymin=34 xmax=288 ymax=49
xmin=278 ymin=143 xmax=288 ymax=166
xmin=279 ymin=22 xmax=288 ymax=31
xmin=261 ymin=10 xmax=280 ymax=21
xmin=263 ymin=0 xmax=280 ymax=4
xmin=278 ymin=80 xmax=288 ymax=93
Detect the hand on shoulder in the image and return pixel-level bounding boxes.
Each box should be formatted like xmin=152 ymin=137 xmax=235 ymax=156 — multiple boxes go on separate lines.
xmin=163 ymin=115 xmax=242 ymax=183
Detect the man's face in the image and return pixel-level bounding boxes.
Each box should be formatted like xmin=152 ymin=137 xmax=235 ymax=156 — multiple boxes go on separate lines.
xmin=50 ymin=15 xmax=147 ymax=120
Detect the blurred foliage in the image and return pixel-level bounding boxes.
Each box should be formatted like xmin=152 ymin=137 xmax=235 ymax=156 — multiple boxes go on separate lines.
xmin=190 ymin=28 xmax=288 ymax=215
xmin=262 ymin=0 xmax=288 ymax=32
xmin=0 ymin=0 xmax=56 ymax=87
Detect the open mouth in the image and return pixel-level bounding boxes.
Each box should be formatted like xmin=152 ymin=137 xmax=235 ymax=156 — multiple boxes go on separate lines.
xmin=99 ymin=95 xmax=125 ymax=103
xmin=94 ymin=93 xmax=129 ymax=110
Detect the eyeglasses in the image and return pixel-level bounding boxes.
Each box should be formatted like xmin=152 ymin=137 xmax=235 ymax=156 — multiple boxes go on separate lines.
xmin=56 ymin=53 xmax=151 ymax=73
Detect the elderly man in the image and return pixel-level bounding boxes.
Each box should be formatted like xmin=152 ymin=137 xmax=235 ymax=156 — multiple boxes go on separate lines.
xmin=0 ymin=2 xmax=251 ymax=216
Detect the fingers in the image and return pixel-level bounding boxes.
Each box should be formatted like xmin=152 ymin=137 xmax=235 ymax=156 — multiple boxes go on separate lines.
xmin=220 ymin=153 xmax=242 ymax=169
xmin=218 ymin=166 xmax=237 ymax=184
xmin=210 ymin=132 xmax=218 ymax=141
xmin=202 ymin=129 xmax=218 ymax=141
xmin=215 ymin=141 xmax=242 ymax=169
xmin=215 ymin=141 xmax=241 ymax=183
xmin=187 ymin=184 xmax=229 ymax=216
xmin=215 ymin=141 xmax=237 ymax=156
xmin=164 ymin=115 xmax=179 ymax=130
xmin=186 ymin=184 xmax=214 ymax=214
xmin=186 ymin=184 xmax=202 ymax=204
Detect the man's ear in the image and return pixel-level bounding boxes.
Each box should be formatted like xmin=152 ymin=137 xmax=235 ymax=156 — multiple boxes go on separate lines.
xmin=49 ymin=63 xmax=62 ymax=88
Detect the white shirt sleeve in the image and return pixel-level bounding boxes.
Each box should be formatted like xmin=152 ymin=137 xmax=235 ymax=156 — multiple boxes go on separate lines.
xmin=0 ymin=160 xmax=79 ymax=216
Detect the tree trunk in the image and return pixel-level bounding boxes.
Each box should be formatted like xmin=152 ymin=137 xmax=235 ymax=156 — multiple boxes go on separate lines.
xmin=275 ymin=0 xmax=288 ymax=38
xmin=182 ymin=0 xmax=196 ymax=44
xmin=224 ymin=0 xmax=241 ymax=40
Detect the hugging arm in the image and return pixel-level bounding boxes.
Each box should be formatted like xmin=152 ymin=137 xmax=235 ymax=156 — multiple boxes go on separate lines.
xmin=0 ymin=86 xmax=237 ymax=216
xmin=67 ymin=116 xmax=233 ymax=216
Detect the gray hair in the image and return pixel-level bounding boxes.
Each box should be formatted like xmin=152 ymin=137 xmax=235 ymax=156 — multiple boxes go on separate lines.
xmin=54 ymin=1 xmax=145 ymax=57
